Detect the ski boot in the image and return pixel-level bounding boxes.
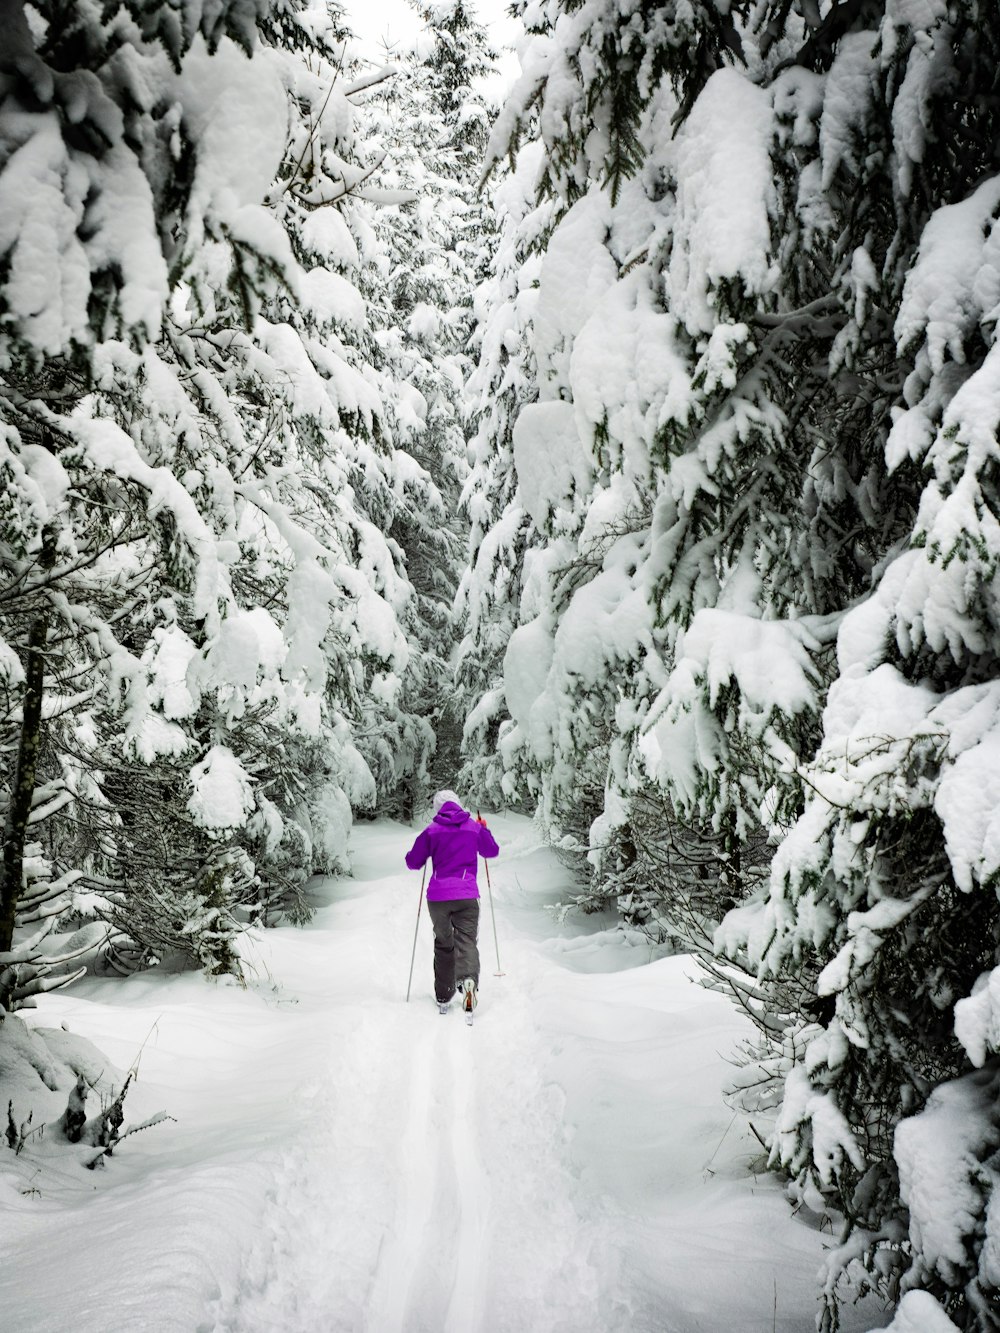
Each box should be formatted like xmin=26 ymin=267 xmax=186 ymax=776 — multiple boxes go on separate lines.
xmin=460 ymin=978 xmax=477 ymax=1026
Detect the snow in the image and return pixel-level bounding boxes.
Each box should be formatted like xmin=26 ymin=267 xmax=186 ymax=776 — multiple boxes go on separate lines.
xmin=571 ymin=273 xmax=690 ymax=479
xmin=892 ymin=174 xmax=1000 ymax=376
xmin=935 ymin=722 xmax=1000 ymax=893
xmin=673 ymin=610 xmax=819 ymax=723
xmin=203 ymin=607 xmax=288 ymax=720
xmin=503 ymin=614 xmax=555 ymax=758
xmin=187 ymin=745 xmax=256 ymax=834
xmin=512 ymin=400 xmax=592 ymax=528
xmin=83 ymin=144 xmax=168 ymax=340
xmin=0 ymin=113 xmax=93 ymax=352
xmin=125 ymin=710 xmax=192 ymax=764
xmin=299 ymin=208 xmax=360 ymax=267
xmin=549 ymin=557 xmax=650 ymax=691
xmin=532 ymin=193 xmax=617 ymax=389
xmin=146 ymin=626 xmax=201 ymax=720
xmin=69 ymin=412 xmax=228 ymax=632
xmin=303 ymin=781 xmax=353 ymax=873
xmin=816 ymin=881 xmax=937 ymax=998
xmin=894 ymin=1066 xmax=1000 ymax=1289
xmin=178 ymin=36 xmax=288 ymax=216
xmin=888 ymin=0 xmax=953 ymax=197
xmin=954 ymin=966 xmax=1000 ymax=1069
xmin=640 ymin=610 xmax=822 ymax=811
xmin=11 ymin=442 xmax=71 ymax=523
xmin=881 ymin=1289 xmax=958 ymax=1333
xmin=774 ymin=1065 xmax=865 ymax=1188
xmin=669 ymin=67 xmax=777 ymax=334
xmin=818 ymin=31 xmax=878 ymax=192
xmin=824 ymin=593 xmax=1000 ymax=898
xmin=2 ymin=816 xmax=888 ymax=1333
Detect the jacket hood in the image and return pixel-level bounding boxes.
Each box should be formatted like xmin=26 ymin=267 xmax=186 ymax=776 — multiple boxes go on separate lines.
xmin=433 ymin=801 xmax=470 ymax=827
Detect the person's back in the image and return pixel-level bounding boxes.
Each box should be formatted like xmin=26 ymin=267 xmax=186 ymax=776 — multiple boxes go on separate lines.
xmin=409 ymin=800 xmax=495 ymax=897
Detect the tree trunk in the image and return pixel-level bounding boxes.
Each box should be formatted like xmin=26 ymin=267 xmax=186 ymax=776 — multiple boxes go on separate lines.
xmin=0 ymin=614 xmax=47 ymax=953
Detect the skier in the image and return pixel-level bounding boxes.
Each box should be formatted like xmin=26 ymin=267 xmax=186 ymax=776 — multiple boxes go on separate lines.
xmin=405 ymin=790 xmax=499 ymax=1015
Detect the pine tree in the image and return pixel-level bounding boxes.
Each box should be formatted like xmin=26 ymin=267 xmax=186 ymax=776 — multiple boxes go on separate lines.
xmin=454 ymin=127 xmax=557 ymax=807
xmin=464 ymin=0 xmax=1000 ymax=1326
xmin=354 ymin=1 xmax=501 ymax=811
xmin=0 ymin=0 xmax=293 ymax=987
xmin=0 ymin=0 xmax=471 ymax=990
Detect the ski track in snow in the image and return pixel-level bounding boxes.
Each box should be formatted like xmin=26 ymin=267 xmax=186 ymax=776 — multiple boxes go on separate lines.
xmin=365 ymin=1018 xmax=491 ymax=1333
xmin=366 ymin=1017 xmax=444 ymax=1333
xmin=444 ymin=1034 xmax=490 ymax=1333
xmin=6 ymin=815 xmax=890 ymax=1333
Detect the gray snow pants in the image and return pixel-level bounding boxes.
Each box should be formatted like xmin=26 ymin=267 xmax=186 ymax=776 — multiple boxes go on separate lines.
xmin=427 ymin=899 xmax=480 ymax=1002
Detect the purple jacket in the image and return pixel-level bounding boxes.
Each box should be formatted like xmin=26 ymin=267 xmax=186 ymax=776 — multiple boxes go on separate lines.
xmin=405 ymin=802 xmax=500 ymax=901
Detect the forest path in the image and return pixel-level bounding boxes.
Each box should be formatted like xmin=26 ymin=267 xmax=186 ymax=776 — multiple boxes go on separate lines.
xmin=213 ymin=817 xmax=616 ymax=1333
xmin=6 ymin=814 xmax=888 ymax=1332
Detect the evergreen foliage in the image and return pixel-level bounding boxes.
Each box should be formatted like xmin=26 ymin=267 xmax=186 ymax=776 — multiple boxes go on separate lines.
xmin=355 ymin=0 xmax=500 ymax=814
xmin=0 ymin=1 xmax=483 ymax=994
xmin=14 ymin=0 xmax=1000 ymax=1325
xmin=460 ymin=0 xmax=1000 ymax=1326
xmin=453 ymin=139 xmax=554 ymax=806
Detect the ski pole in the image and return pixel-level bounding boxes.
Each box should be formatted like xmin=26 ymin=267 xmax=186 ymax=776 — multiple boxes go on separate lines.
xmin=478 ymin=809 xmax=504 ymax=977
xmin=485 ymin=857 xmax=504 ymax=976
xmin=406 ymin=864 xmax=427 ymax=1002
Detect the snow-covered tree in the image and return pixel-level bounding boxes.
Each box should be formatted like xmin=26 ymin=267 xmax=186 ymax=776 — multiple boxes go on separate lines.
xmin=1 ymin=0 xmax=293 ymax=989
xmin=355 ymin=1 xmax=501 ymax=810
xmin=463 ymin=0 xmax=1000 ymax=1326
xmin=453 ymin=134 xmax=552 ymax=808
xmin=0 ymin=0 xmax=473 ymax=993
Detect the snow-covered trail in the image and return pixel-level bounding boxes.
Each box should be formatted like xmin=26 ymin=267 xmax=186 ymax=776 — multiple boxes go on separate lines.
xmin=210 ymin=818 xmax=621 ymax=1333
xmin=6 ymin=815 xmax=887 ymax=1332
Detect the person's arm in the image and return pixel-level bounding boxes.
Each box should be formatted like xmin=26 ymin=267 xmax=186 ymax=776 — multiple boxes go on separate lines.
xmin=475 ymin=819 xmax=499 ymax=858
xmin=405 ymin=828 xmax=431 ymax=870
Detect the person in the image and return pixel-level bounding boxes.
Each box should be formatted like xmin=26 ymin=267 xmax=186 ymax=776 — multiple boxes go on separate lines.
xmin=405 ymin=790 xmax=499 ymax=1013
